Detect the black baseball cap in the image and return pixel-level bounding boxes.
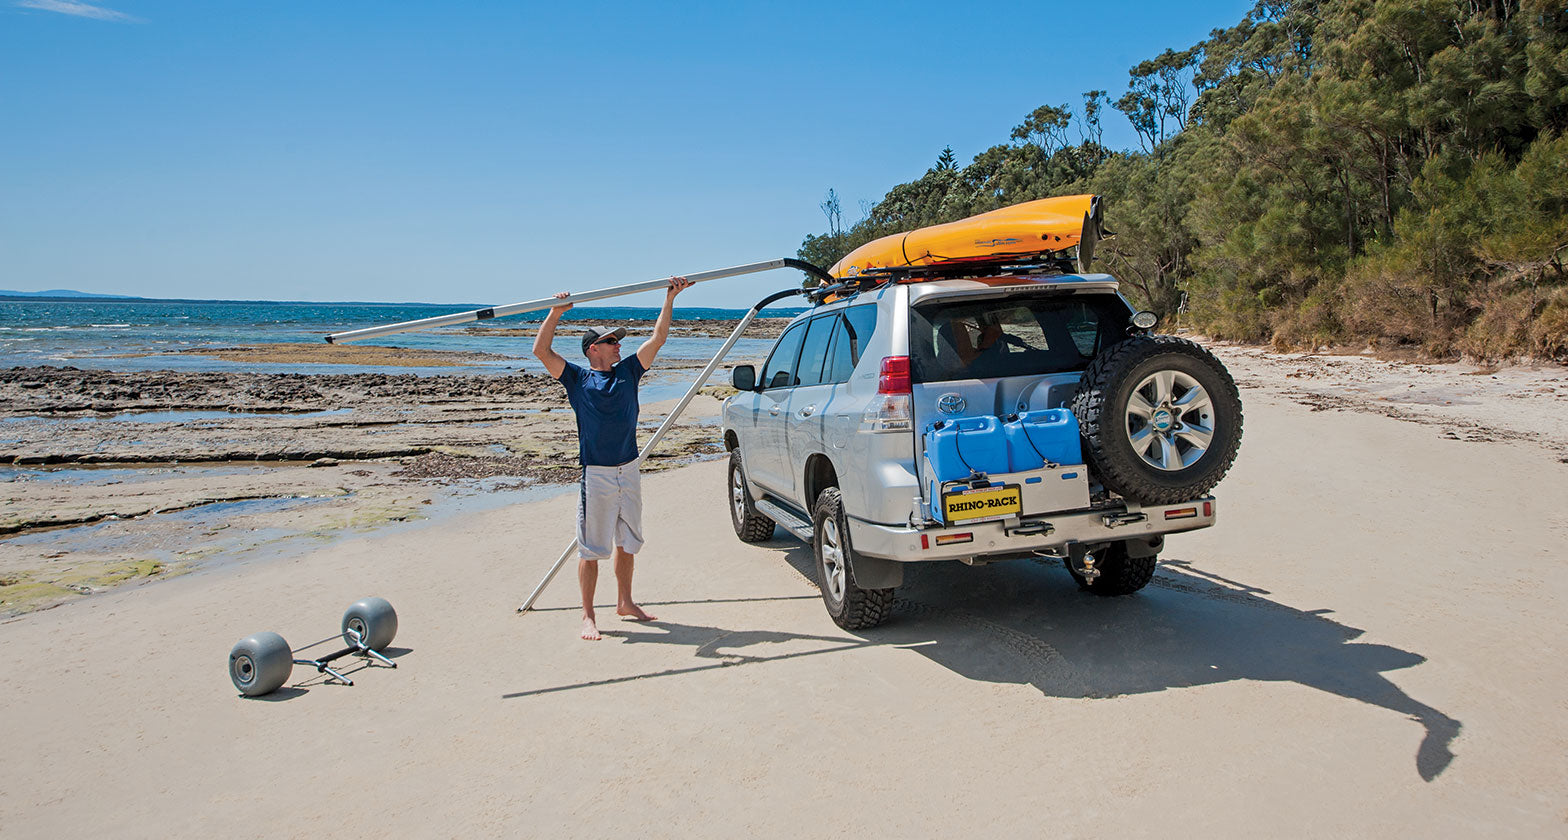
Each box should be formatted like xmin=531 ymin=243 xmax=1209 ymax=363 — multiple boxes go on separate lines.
xmin=581 ymin=325 xmax=627 ymax=354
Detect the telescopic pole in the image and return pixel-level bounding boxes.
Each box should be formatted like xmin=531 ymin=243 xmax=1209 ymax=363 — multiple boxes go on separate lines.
xmin=515 ymin=286 xmax=806 ymax=614
xmin=325 ymin=258 xmax=828 ymax=344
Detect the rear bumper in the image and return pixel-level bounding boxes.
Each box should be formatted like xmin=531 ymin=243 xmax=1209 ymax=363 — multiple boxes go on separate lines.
xmin=847 ymin=498 xmax=1216 ymax=562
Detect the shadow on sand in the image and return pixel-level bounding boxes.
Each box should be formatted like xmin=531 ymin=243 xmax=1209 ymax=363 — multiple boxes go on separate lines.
xmin=509 ymin=540 xmax=1460 ymax=781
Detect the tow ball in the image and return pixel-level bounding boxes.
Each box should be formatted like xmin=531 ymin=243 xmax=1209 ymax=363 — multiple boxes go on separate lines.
xmin=227 ymin=597 xmax=399 ymax=697
xmin=1068 ymin=543 xmax=1102 ymax=586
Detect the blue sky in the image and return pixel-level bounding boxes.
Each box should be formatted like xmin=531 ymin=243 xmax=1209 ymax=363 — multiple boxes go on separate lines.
xmin=1 ymin=0 xmax=1255 ymax=307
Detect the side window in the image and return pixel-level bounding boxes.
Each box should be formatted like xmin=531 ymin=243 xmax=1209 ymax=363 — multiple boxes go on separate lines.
xmin=760 ymin=321 xmax=807 ymax=390
xmin=794 ymin=315 xmax=837 ymax=387
xmin=826 ymin=305 xmax=878 ymax=384
xmin=825 ymin=315 xmax=852 ymax=384
xmin=1064 ymin=302 xmax=1102 ymax=356
xmin=841 ymin=305 xmax=877 ymax=376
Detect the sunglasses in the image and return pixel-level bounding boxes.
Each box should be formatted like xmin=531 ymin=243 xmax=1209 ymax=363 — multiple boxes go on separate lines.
xmin=594 ymin=337 xmax=621 ymax=346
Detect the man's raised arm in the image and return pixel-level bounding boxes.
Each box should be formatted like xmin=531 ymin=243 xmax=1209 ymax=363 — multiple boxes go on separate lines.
xmin=532 ymin=292 xmax=571 ymax=379
xmin=636 ymin=276 xmax=693 ymax=369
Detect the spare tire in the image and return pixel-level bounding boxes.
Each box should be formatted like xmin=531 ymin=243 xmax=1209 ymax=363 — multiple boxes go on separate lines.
xmin=1069 ymin=335 xmax=1242 ymax=505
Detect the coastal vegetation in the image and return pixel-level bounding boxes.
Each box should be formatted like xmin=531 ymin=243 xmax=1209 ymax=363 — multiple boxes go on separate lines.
xmin=799 ymin=0 xmax=1568 ymax=361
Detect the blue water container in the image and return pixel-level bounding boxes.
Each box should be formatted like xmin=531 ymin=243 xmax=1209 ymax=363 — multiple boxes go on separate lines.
xmin=1003 ymin=409 xmax=1083 ymax=470
xmin=923 ymin=416 xmax=1010 ymax=482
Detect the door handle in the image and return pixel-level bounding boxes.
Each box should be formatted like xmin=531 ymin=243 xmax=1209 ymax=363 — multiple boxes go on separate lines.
xmin=769 ymin=405 xmax=781 ymax=416
xmin=798 ymin=405 xmax=815 ymax=417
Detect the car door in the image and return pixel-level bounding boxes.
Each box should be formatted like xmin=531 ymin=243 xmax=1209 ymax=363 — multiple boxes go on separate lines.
xmin=783 ymin=313 xmax=839 ymax=507
xmin=749 ymin=319 xmax=807 ymax=494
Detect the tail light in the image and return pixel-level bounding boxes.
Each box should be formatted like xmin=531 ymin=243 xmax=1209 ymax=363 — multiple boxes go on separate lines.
xmin=864 ymin=356 xmax=912 ymax=432
xmin=878 ymin=356 xmax=911 ymax=394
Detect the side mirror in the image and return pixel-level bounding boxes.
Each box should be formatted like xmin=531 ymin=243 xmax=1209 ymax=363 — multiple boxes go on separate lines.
xmin=731 ymin=364 xmax=756 ymax=391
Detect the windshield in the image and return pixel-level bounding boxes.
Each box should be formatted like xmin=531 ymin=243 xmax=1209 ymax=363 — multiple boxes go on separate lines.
xmin=909 ymin=294 xmax=1129 ymax=383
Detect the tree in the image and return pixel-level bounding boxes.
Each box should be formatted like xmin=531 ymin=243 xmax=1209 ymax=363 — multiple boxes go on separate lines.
xmin=1116 ymin=47 xmax=1201 ymax=156
xmin=820 ymin=188 xmax=844 ymax=237
xmin=1011 ymin=104 xmax=1073 ymax=157
xmin=934 ymin=146 xmax=958 ymax=172
xmin=796 ymin=0 xmax=1568 ymax=358
xmin=1079 ymin=90 xmax=1110 ymax=166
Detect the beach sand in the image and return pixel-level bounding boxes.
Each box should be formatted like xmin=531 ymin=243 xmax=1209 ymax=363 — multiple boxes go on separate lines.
xmin=1 ymin=347 xmax=1565 ymax=835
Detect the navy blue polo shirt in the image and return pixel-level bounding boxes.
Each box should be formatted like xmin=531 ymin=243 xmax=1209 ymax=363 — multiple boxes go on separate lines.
xmin=557 ymin=356 xmax=646 ymax=466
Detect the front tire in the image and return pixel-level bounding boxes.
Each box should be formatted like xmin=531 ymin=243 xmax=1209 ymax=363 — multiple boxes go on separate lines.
xmin=727 ymin=450 xmax=775 ymax=542
xmin=812 ymin=487 xmax=894 ymax=630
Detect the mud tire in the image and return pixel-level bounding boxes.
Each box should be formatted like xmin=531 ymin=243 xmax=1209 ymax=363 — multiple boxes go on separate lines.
xmin=812 ymin=488 xmax=894 ymax=630
xmin=727 ymin=450 xmax=775 ymax=542
xmin=1069 ymin=334 xmax=1243 ymax=505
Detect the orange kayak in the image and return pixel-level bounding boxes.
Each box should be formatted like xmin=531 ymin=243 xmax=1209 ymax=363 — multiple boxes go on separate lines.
xmin=827 ymin=194 xmax=1104 ymax=279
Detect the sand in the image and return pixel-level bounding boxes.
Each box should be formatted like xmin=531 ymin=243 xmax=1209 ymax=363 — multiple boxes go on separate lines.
xmin=1 ymin=348 xmax=1565 ymax=836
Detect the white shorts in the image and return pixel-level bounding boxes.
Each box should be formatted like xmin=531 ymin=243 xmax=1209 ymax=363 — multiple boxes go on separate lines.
xmin=576 ymin=461 xmax=644 ymax=561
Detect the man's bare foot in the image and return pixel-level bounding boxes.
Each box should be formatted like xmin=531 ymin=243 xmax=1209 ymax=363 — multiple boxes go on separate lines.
xmin=581 ymin=616 xmax=602 ymax=641
xmin=617 ymin=603 xmax=657 ymax=621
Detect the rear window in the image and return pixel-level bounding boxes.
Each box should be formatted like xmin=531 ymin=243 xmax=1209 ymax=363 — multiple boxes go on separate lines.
xmin=909 ymin=295 xmax=1128 ymax=383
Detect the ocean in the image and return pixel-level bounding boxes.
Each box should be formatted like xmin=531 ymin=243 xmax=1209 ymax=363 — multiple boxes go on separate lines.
xmin=0 ymin=298 xmax=804 ymax=392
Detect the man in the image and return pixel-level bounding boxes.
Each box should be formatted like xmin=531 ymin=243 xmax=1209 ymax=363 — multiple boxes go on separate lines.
xmin=533 ymin=276 xmax=694 ymax=640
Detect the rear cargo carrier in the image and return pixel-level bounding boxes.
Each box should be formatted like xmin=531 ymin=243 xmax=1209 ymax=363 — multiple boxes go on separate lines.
xmin=922 ymin=410 xmax=1090 ymax=526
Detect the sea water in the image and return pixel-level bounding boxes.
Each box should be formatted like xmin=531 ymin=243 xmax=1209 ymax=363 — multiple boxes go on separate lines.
xmin=0 ymin=298 xmax=804 ymax=402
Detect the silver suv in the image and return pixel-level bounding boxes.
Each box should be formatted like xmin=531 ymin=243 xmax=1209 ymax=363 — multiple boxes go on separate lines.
xmin=722 ymin=269 xmax=1243 ymax=629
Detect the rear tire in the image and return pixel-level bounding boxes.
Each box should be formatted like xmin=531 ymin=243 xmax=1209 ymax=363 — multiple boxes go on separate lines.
xmin=1065 ymin=542 xmax=1156 ymax=596
xmin=728 ymin=450 xmax=775 ymax=542
xmin=812 ymin=487 xmax=894 ymax=630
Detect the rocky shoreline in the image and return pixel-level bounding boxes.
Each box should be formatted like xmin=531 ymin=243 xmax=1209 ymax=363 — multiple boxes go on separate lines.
xmin=0 ymin=366 xmax=569 ymax=464
xmin=0 ymin=365 xmax=562 ymax=414
xmin=0 ymin=363 xmax=732 ymax=614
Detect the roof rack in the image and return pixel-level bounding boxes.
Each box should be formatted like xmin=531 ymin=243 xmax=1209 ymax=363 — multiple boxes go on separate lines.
xmin=807 ymin=255 xmax=1080 ymax=306
xmin=806 ymin=275 xmax=888 ymax=305
xmin=854 ymin=255 xmax=1075 ymax=282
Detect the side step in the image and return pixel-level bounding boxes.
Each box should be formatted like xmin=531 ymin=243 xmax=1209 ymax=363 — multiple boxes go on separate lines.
xmin=755 ymin=499 xmax=814 ymax=543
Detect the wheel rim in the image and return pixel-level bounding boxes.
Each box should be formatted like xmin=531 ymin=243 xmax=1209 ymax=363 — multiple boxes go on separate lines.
xmin=819 ymin=518 xmax=846 ymax=605
xmin=232 ymin=654 xmax=255 ymax=686
xmin=729 ymin=465 xmax=746 ymax=525
xmin=346 ymin=617 xmax=366 ymax=645
xmin=1125 ymin=370 xmax=1216 ymax=471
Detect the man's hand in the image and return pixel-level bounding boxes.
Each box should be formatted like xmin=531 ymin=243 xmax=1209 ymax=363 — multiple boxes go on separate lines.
xmin=640 ymin=277 xmax=690 ymax=369
xmin=534 ymin=291 xmax=572 ymax=379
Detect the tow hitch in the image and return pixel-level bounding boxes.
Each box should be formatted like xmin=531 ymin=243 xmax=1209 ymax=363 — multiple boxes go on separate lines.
xmin=1068 ymin=542 xmax=1101 ymax=586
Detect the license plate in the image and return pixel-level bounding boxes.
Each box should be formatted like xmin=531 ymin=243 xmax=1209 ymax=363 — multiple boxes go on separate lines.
xmin=942 ymin=484 xmax=1022 ymax=522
